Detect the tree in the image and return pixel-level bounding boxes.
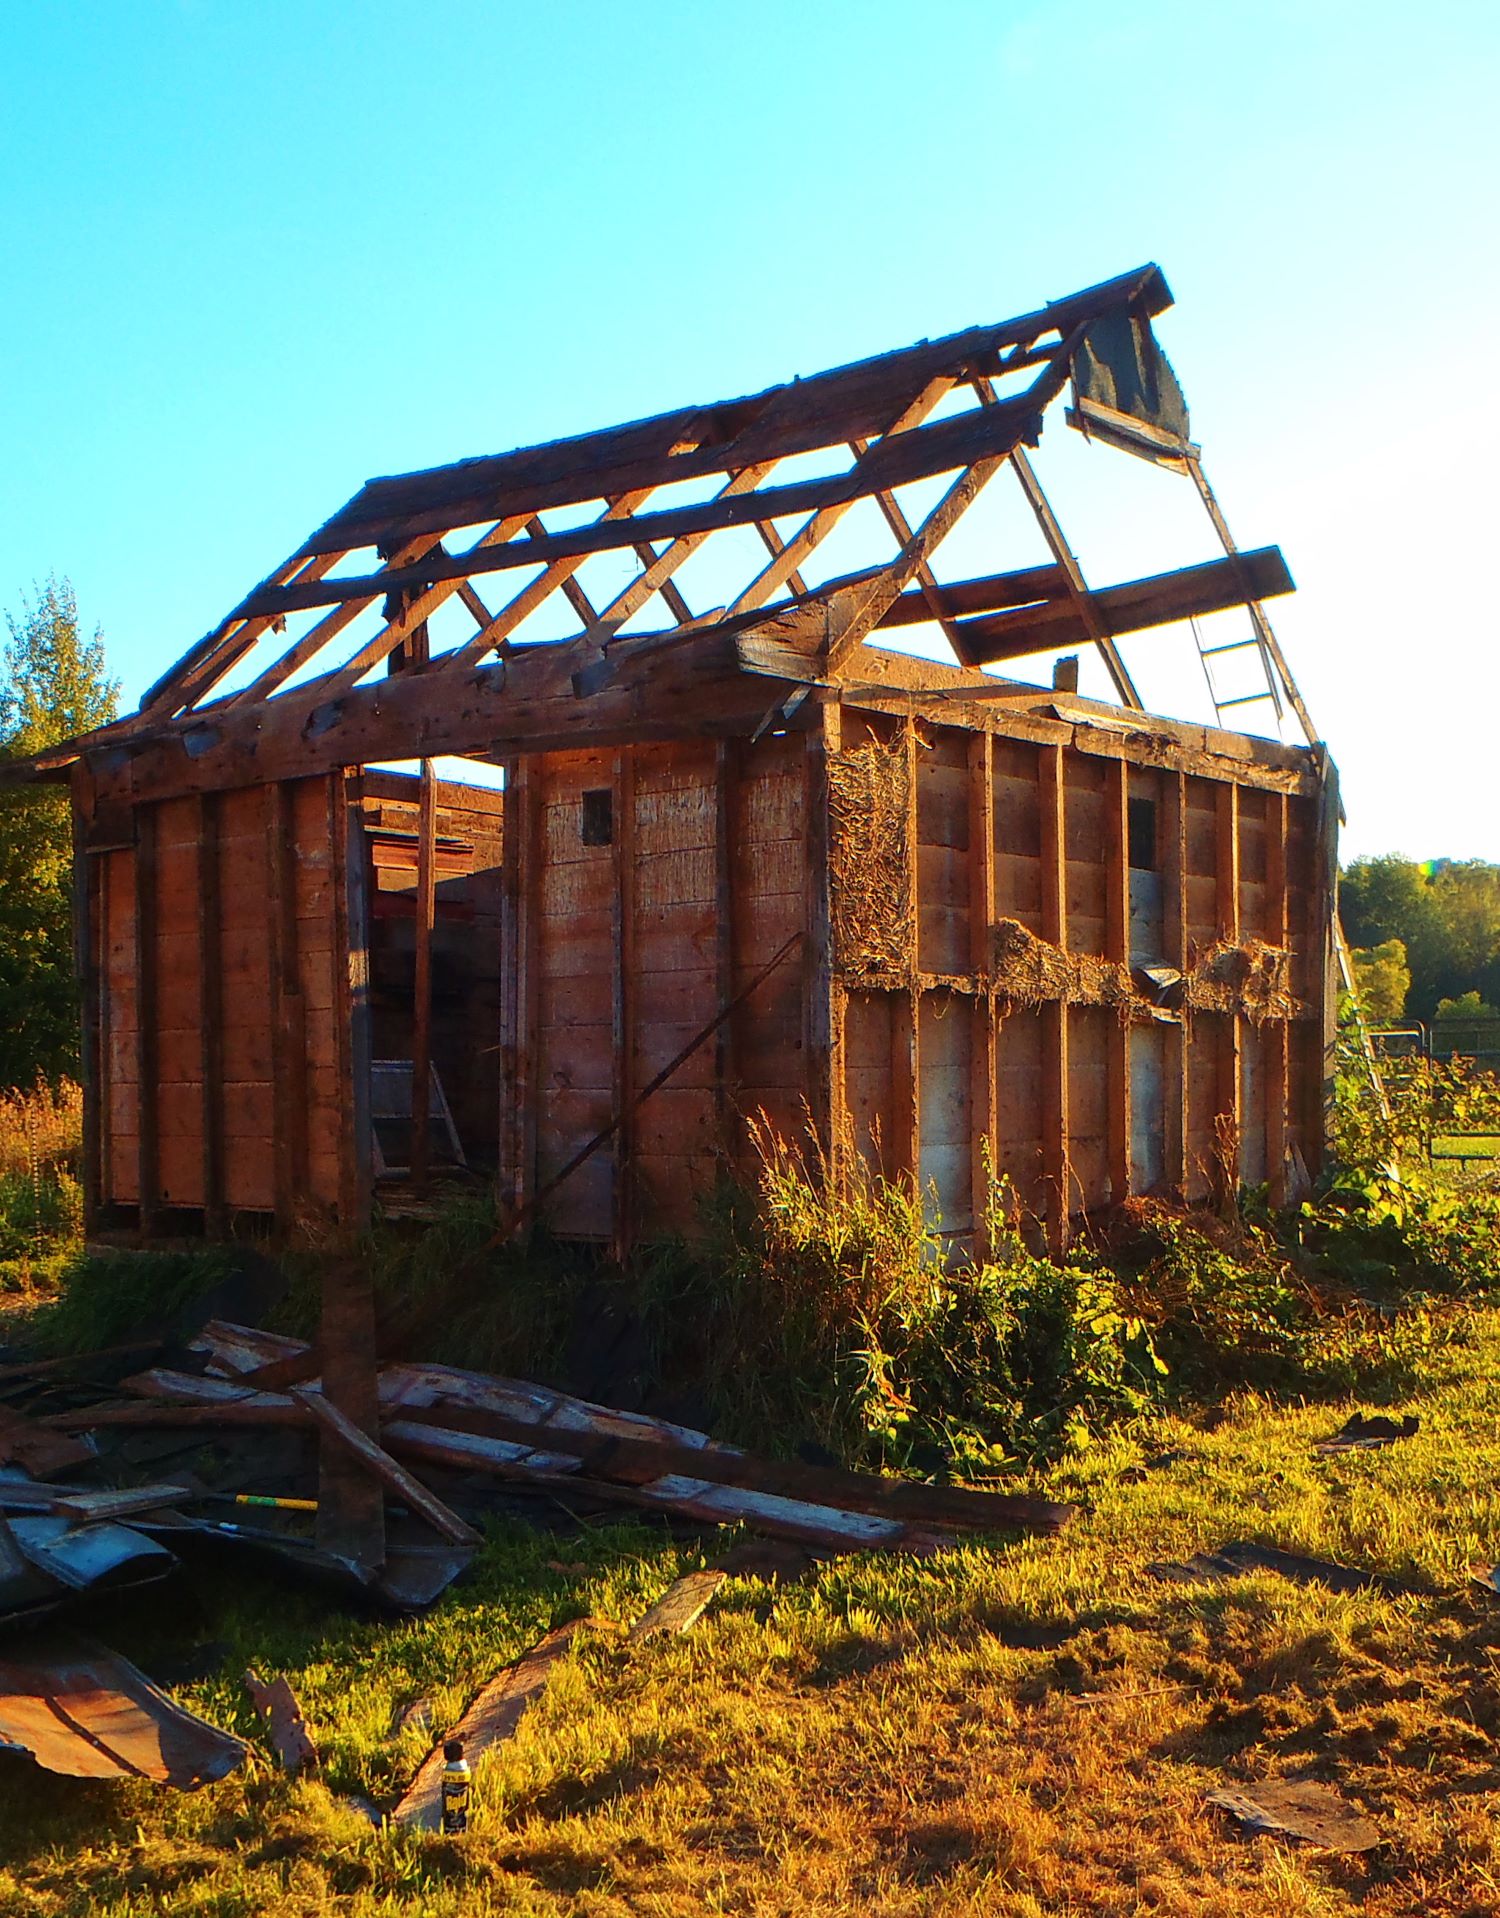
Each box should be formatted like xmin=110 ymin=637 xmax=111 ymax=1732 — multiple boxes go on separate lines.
xmin=0 ymin=577 xmax=118 ymax=1088
xmin=1349 ymin=938 xmax=1409 ymax=1024
xmin=1342 ymin=854 xmax=1500 ymax=1021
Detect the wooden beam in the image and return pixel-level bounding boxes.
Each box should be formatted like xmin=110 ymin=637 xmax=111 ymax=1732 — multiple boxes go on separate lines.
xmin=1039 ymin=745 xmax=1068 ymax=1251
xmin=241 ymin=395 xmax=1046 ymax=623
xmin=947 ymin=547 xmax=1295 ymax=668
xmin=967 ymin=731 xmax=996 ymax=1256
xmin=330 ymin=772 xmax=369 ymax=1231
xmin=312 ymin=1257 xmax=387 ymax=1570
xmin=409 ymin=761 xmax=437 ymax=1195
xmin=1316 ymin=755 xmax=1341 ymax=1171
xmin=198 ymin=791 xmax=226 ymax=1236
xmin=268 ymin=782 xmax=308 ymax=1234
xmin=1105 ymin=759 xmax=1130 ymax=1206
xmin=976 ymin=374 xmax=1141 ymax=709
xmin=295 ymin=1386 xmax=479 ymax=1548
xmin=713 ymin=739 xmax=738 ymax=1153
xmin=133 ymin=803 xmax=162 ymax=1235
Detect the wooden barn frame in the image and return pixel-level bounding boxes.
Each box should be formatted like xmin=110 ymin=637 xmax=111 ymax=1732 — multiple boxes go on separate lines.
xmin=17 ymin=263 xmax=1338 ymax=1258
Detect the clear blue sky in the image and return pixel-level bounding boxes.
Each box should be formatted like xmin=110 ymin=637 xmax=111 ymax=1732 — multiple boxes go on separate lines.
xmin=1 ymin=0 xmax=1494 ymax=859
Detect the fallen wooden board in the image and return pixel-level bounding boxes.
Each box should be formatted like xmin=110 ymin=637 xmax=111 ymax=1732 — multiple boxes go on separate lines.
xmin=48 ymin=1484 xmax=191 ymax=1524
xmin=292 ymin=1389 xmax=480 ymax=1548
xmin=392 ymin=1619 xmax=592 ymax=1829
xmin=0 ymin=1631 xmax=246 ymax=1785
xmin=1207 ymin=1778 xmax=1380 ymax=1852
xmin=244 ymin=1669 xmax=318 ymax=1773
xmin=1314 ymin=1413 xmax=1419 ymax=1455
xmin=0 ymin=1405 xmax=96 ymax=1478
xmin=1146 ymin=1540 xmax=1411 ymax=1597
xmin=629 ymin=1568 xmax=726 ymax=1640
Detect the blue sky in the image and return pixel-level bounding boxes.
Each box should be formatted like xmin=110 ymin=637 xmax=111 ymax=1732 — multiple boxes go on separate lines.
xmin=1 ymin=0 xmax=1495 ymax=858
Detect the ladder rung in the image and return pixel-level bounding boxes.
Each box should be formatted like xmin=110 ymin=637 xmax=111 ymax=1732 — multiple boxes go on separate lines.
xmin=1199 ymin=639 xmax=1262 ymax=658
xmin=1215 ymin=692 xmax=1275 ymax=710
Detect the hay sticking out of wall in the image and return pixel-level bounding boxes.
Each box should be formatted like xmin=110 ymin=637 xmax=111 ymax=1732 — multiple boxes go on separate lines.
xmin=1187 ymin=937 xmax=1295 ymax=1023
xmin=829 ymin=730 xmax=912 ymax=979
xmin=991 ymin=918 xmax=1135 ymax=1011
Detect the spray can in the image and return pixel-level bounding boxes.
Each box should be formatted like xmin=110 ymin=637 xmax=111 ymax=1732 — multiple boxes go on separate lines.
xmin=440 ymin=1738 xmax=470 ymax=1834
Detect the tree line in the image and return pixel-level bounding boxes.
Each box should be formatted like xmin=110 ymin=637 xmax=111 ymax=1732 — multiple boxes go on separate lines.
xmin=1342 ymin=857 xmax=1500 ymax=1030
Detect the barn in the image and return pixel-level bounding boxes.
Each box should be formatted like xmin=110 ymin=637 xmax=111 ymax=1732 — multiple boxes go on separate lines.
xmin=16 ymin=263 xmax=1338 ymax=1257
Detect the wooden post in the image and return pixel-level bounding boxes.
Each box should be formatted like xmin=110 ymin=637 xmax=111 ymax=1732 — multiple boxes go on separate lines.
xmin=1215 ymin=782 xmax=1242 ymax=1197
xmin=133 ymin=802 xmax=162 ymax=1237
xmin=611 ymin=746 xmax=637 ymax=1260
xmin=409 ymin=760 xmax=437 ymax=1194
xmin=713 ymin=739 xmax=739 ymax=1157
xmin=805 ymin=699 xmax=844 ymax=1175
xmin=331 ymin=771 xmax=371 ymax=1233
xmin=1040 ymin=744 xmax=1069 ymax=1251
xmin=1163 ymin=770 xmax=1189 ymax=1195
xmin=69 ymin=767 xmax=102 ymax=1234
xmin=967 ymin=731 xmax=996 ymax=1255
xmin=1265 ymin=791 xmax=1289 ymax=1204
xmin=198 ymin=791 xmax=226 ymax=1237
xmin=1316 ymin=754 xmax=1341 ymax=1170
xmin=1104 ymin=758 xmax=1130 ymax=1206
xmin=270 ymin=782 xmax=309 ymax=1232
xmin=502 ymin=756 xmax=542 ymax=1224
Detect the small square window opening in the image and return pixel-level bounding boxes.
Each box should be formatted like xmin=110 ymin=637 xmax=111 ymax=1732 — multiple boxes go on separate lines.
xmin=580 ymin=788 xmax=614 ymax=846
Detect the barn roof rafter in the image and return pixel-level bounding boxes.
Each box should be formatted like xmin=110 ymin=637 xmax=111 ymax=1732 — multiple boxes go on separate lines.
xmin=14 ymin=263 xmax=1311 ymax=797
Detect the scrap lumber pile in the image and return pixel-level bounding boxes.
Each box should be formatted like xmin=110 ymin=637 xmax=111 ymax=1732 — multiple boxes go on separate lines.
xmin=0 ymin=1318 xmax=1070 ymax=1796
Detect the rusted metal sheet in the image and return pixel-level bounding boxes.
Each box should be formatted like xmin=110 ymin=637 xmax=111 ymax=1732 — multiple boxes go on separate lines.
xmin=0 ymin=1632 xmax=247 ymax=1785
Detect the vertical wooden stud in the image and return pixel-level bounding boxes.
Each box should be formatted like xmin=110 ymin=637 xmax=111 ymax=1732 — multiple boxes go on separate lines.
xmin=1163 ymin=770 xmax=1189 ymax=1195
xmin=69 ymin=765 xmax=102 ymax=1234
xmin=805 ymin=699 xmax=844 ymax=1174
xmin=713 ymin=739 xmax=739 ymax=1152
xmin=409 ymin=761 xmax=437 ymax=1193
xmin=1104 ymin=757 xmax=1131 ymax=1206
xmin=1039 ymin=744 xmax=1069 ymax=1251
xmin=512 ymin=757 xmax=542 ymax=1223
xmin=331 ymin=770 xmax=371 ymax=1233
xmin=1265 ymin=790 xmax=1289 ymax=1204
xmin=198 ymin=791 xmax=226 ymax=1237
xmin=967 ymin=730 xmax=996 ymax=1256
xmin=1316 ymin=753 xmax=1341 ymax=1171
xmin=611 ymin=746 xmax=637 ymax=1260
xmin=270 ymin=781 xmax=310 ymax=1232
xmin=134 ymin=801 xmax=162 ymax=1236
xmin=1214 ymin=781 xmax=1242 ymax=1197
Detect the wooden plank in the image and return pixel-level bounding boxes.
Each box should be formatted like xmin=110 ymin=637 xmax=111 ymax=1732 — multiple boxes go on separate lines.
xmin=295 ymin=1386 xmax=480 ymax=1546
xmin=1039 ymin=745 xmax=1068 ymax=1249
xmin=1316 ymin=756 xmax=1341 ymax=1170
xmin=269 ymin=783 xmax=308 ymax=1232
xmin=1163 ymin=771 xmax=1189 ymax=1196
xmin=948 ymin=545 xmax=1294 ymax=670
xmin=392 ymin=1621 xmax=592 ymax=1830
xmin=967 ymin=732 xmax=996 ymax=1253
xmin=629 ymin=1568 xmax=727 ymax=1640
xmin=329 ymin=773 xmax=365 ymax=1230
xmin=410 ymin=761 xmax=436 ymax=1194
xmin=714 ymin=739 xmax=738 ymax=1151
xmin=134 ymin=804 xmax=162 ymax=1234
xmin=198 ymin=792 xmax=226 ymax=1235
xmin=1104 ymin=758 xmax=1130 ymax=1204
xmin=243 ymin=1671 xmax=318 ymax=1774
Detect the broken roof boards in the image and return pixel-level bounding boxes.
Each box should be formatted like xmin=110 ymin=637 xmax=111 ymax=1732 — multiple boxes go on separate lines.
xmin=33 ymin=264 xmax=1333 ymax=1253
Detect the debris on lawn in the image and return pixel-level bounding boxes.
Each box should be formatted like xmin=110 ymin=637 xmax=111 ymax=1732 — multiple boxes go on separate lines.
xmin=1206 ymin=1777 xmax=1381 ymax=1852
xmin=0 ymin=1632 xmax=247 ymax=1786
xmin=1315 ymin=1412 xmax=1420 ymax=1454
xmin=393 ymin=1619 xmax=598 ymax=1829
xmin=1147 ymin=1540 xmax=1412 ymax=1596
xmin=629 ymin=1568 xmax=727 ymax=1639
xmin=244 ymin=1669 xmax=319 ymax=1773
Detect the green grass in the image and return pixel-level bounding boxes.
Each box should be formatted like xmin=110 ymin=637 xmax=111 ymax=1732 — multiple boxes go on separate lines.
xmin=1 ymin=1305 xmax=1499 ymax=1914
xmin=1432 ymin=1135 xmax=1500 ymax=1161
